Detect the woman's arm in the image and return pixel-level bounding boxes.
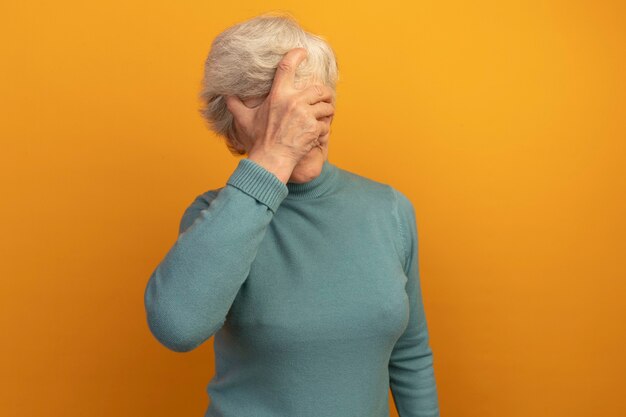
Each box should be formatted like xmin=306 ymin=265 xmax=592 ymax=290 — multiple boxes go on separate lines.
xmin=389 ymin=189 xmax=440 ymax=417
xmin=143 ymin=158 xmax=288 ymax=352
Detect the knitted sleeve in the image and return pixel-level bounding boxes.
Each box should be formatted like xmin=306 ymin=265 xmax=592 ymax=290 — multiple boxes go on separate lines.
xmin=388 ymin=189 xmax=440 ymax=417
xmin=143 ymin=158 xmax=288 ymax=352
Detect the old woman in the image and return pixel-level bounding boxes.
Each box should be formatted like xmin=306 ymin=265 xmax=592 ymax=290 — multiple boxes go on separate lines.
xmin=144 ymin=11 xmax=440 ymax=417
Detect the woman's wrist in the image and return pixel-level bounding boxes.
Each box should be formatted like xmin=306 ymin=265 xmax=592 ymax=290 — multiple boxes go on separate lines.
xmin=247 ymin=150 xmax=296 ymax=184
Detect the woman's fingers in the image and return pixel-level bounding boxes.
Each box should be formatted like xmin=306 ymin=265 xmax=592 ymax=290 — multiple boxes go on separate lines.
xmin=310 ymin=101 xmax=335 ymax=120
xmin=301 ymin=83 xmax=334 ymax=105
xmin=317 ymin=118 xmax=331 ymax=137
xmin=269 ymin=48 xmax=308 ymax=98
xmin=316 ymin=114 xmax=333 ymax=145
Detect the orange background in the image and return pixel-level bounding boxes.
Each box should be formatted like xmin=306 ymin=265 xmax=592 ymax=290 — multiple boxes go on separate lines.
xmin=1 ymin=1 xmax=625 ymax=416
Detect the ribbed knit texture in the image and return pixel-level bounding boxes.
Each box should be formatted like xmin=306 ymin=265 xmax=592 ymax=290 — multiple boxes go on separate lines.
xmin=144 ymin=158 xmax=440 ymax=417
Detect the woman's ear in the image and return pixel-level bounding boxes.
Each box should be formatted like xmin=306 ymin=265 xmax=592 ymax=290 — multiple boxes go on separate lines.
xmin=225 ymin=95 xmax=253 ymax=128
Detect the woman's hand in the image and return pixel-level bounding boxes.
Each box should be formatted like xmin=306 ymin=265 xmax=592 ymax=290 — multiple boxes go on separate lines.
xmin=224 ymin=47 xmax=335 ymax=182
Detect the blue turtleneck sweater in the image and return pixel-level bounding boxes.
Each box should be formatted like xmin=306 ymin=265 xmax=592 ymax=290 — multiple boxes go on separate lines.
xmin=144 ymin=157 xmax=440 ymax=417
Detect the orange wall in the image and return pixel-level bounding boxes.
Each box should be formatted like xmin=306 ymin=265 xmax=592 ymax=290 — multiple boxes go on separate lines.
xmin=1 ymin=1 xmax=625 ymax=416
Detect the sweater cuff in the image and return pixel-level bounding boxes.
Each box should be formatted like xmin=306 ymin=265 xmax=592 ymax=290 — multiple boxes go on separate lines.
xmin=226 ymin=158 xmax=289 ymax=213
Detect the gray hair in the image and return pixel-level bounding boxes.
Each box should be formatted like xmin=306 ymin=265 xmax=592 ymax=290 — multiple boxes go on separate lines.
xmin=197 ymin=11 xmax=340 ymax=155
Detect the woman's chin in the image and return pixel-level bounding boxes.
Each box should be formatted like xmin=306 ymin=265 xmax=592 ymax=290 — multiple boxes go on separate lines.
xmin=290 ymin=151 xmax=326 ymax=183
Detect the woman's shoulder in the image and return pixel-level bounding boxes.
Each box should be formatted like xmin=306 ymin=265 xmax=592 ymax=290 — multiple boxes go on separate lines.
xmin=336 ymin=165 xmax=415 ymax=225
xmin=335 ymin=165 xmax=405 ymax=204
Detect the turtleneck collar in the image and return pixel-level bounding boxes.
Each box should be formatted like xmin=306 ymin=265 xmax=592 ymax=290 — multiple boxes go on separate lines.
xmin=285 ymin=159 xmax=339 ymax=200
